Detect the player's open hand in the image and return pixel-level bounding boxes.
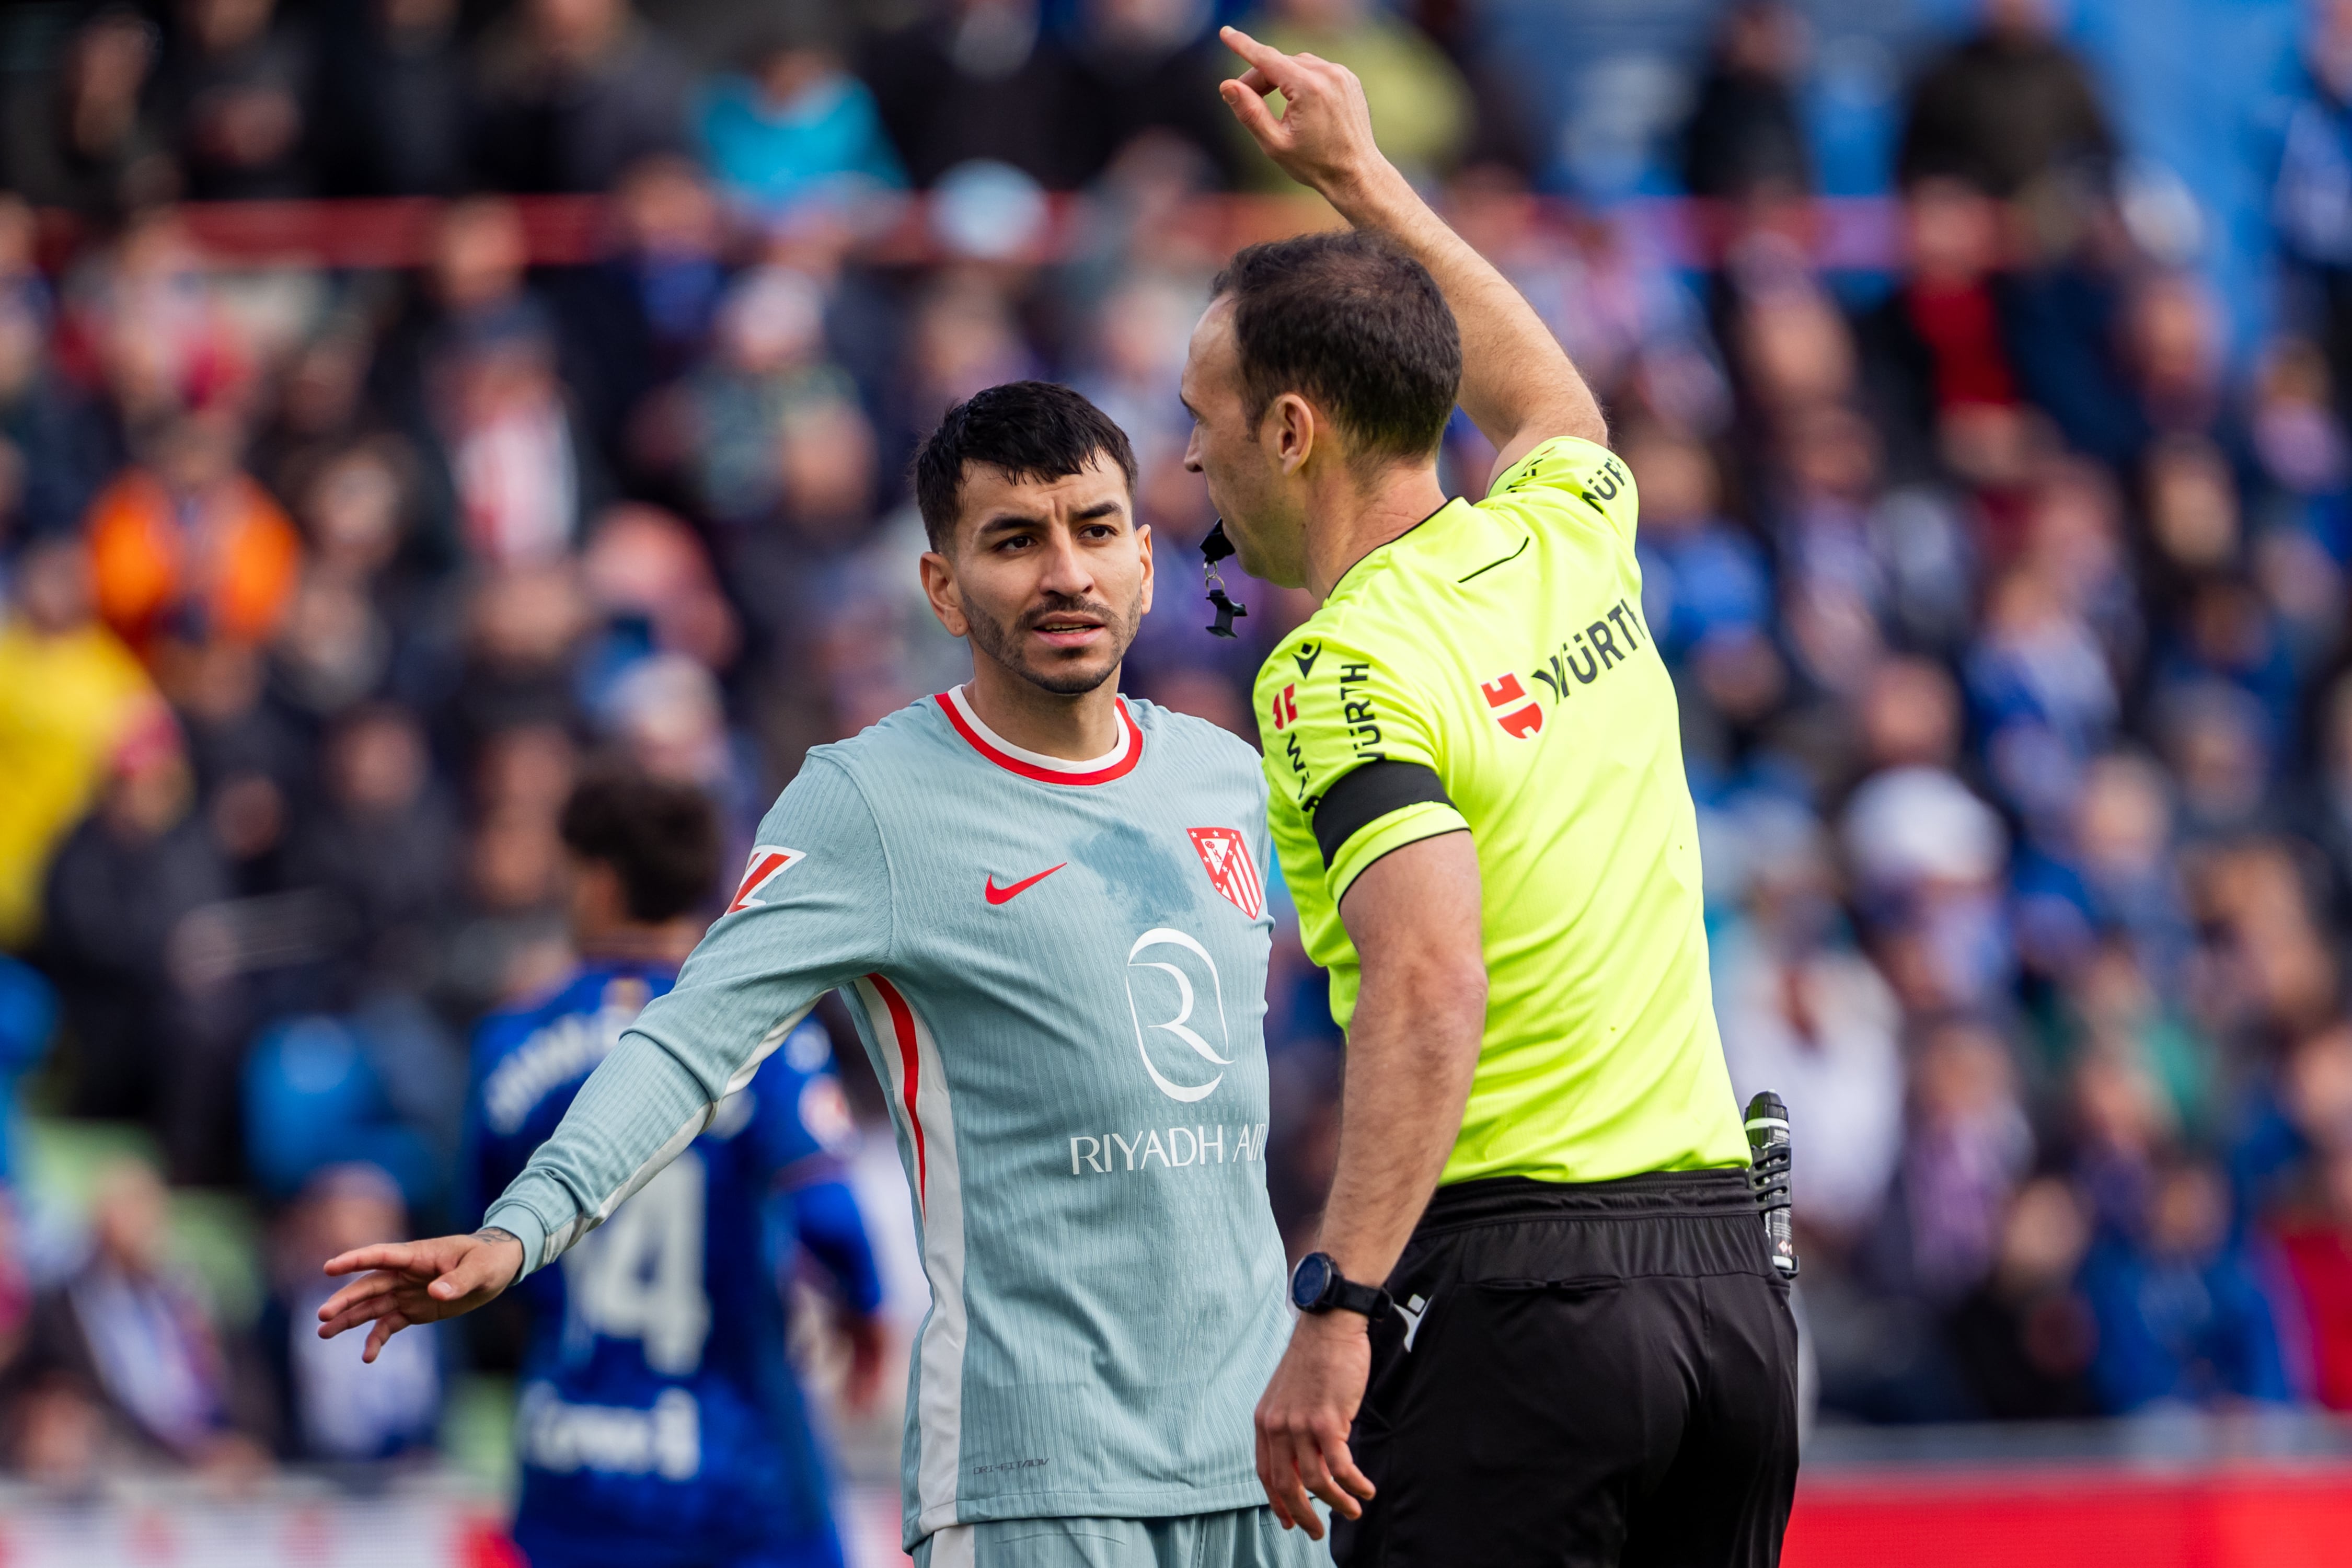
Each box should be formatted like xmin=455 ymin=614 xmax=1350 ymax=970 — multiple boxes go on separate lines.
xmin=1217 ymin=26 xmax=1387 ymax=200
xmin=317 ymin=1229 xmax=526 ymax=1363
xmin=1254 ymin=1309 xmax=1376 ymax=1538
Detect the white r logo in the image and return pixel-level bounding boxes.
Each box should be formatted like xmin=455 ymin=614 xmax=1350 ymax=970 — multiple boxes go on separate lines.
xmin=1124 ymin=928 xmax=1232 ymax=1103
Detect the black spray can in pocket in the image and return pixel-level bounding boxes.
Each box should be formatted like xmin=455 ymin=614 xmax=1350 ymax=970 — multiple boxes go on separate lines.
xmin=1744 ymin=1091 xmax=1797 ymax=1280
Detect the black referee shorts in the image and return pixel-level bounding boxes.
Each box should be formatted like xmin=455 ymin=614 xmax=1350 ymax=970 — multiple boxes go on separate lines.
xmin=1332 ymin=1171 xmax=1798 ymax=1568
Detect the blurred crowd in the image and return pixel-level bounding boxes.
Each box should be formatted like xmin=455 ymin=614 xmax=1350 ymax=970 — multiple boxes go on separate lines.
xmin=8 ymin=0 xmax=2352 ymax=1489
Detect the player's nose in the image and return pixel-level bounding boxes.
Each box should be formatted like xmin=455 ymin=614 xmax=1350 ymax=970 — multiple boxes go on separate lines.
xmin=1183 ymin=424 xmax=1204 ymax=473
xmin=1036 ymin=529 xmax=1096 ymax=595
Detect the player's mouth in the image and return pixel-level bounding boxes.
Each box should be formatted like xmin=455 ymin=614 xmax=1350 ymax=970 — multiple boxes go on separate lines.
xmin=1029 ymin=613 xmax=1109 ymax=651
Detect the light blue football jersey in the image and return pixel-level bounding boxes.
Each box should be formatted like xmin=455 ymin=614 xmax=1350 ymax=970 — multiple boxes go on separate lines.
xmin=485 ymin=688 xmax=1290 ymax=1549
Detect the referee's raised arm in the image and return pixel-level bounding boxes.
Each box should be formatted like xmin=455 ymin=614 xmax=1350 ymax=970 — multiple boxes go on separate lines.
xmin=1217 ymin=26 xmax=1606 ymax=478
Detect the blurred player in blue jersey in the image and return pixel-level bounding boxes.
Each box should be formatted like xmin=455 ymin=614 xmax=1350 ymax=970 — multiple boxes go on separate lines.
xmin=469 ymin=770 xmax=884 ymax=1568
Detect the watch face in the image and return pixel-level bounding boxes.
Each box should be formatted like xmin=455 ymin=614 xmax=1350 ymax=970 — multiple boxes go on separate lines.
xmin=1291 ymin=1252 xmax=1333 ymax=1311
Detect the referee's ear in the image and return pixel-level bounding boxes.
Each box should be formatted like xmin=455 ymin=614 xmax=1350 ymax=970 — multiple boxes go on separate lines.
xmin=1266 ymin=391 xmax=1319 ymax=476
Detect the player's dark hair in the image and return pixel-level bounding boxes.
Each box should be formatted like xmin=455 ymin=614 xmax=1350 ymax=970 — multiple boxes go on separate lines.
xmin=913 ymin=381 xmax=1138 ymax=552
xmin=1208 ymin=230 xmax=1462 ymax=464
xmin=558 ymin=769 xmax=722 ymax=924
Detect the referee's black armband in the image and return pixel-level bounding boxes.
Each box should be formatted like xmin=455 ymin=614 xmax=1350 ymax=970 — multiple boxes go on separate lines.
xmin=1312 ymin=761 xmax=1454 ymax=868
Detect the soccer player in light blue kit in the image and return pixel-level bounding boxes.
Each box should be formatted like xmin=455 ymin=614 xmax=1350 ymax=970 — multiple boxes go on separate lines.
xmin=319 ymin=382 xmax=1322 ymax=1568
xmin=469 ymin=770 xmax=884 ymax=1568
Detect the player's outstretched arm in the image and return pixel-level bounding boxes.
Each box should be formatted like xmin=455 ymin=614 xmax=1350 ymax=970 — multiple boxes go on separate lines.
xmin=1217 ymin=26 xmax=1606 ymax=480
xmin=316 ymin=1227 xmax=525 ymax=1363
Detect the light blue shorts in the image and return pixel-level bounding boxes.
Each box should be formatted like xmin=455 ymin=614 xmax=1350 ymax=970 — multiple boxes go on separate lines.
xmin=913 ymin=1506 xmax=1333 ymax=1568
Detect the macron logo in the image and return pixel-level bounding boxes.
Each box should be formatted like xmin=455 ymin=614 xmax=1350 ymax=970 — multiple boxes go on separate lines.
xmin=727 ymin=846 xmax=805 ymax=914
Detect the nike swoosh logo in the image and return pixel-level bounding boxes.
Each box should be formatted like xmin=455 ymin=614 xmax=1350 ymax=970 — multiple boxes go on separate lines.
xmin=985 ymin=863 xmax=1067 ymax=905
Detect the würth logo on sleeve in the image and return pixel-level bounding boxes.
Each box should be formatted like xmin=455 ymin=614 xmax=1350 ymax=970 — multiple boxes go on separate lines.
xmin=1482 ymin=673 xmax=1544 ymax=740
xmin=727 ymin=845 xmax=805 ymax=913
xmin=1188 ymin=827 xmax=1265 ymax=921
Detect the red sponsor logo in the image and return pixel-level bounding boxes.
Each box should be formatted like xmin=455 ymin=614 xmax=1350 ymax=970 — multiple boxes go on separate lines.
xmin=1189 ymin=827 xmax=1265 ymax=921
xmin=984 ymin=863 xmax=1066 ymax=905
xmin=727 ymin=845 xmax=805 ymax=913
xmin=1270 ymin=684 xmax=1299 ymax=732
xmin=1481 ymin=673 xmax=1544 ymax=740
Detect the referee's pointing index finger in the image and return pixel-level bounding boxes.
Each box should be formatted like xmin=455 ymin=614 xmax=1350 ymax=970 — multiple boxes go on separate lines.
xmin=1220 ymin=26 xmax=1298 ymax=88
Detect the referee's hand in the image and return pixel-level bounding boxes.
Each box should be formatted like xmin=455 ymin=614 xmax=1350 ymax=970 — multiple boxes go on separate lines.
xmin=1217 ymin=26 xmax=1387 ymax=203
xmin=1254 ymin=1310 xmax=1377 ymax=1537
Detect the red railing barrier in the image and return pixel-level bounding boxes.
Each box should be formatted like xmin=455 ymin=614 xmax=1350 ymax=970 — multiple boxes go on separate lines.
xmin=1786 ymin=1462 xmax=2352 ymax=1568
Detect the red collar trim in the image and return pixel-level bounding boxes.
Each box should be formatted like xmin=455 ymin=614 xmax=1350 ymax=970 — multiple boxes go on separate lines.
xmin=936 ymin=687 xmax=1144 ymax=785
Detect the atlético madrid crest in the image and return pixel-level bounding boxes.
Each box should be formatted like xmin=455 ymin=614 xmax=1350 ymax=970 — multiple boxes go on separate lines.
xmin=1188 ymin=827 xmax=1265 ymax=921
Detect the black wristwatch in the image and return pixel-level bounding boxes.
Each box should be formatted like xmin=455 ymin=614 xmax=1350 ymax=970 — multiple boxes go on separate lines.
xmin=1290 ymin=1251 xmax=1391 ymax=1319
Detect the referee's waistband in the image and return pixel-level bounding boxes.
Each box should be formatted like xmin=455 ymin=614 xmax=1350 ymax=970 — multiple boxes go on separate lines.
xmin=1416 ymin=1169 xmax=1758 ymax=1234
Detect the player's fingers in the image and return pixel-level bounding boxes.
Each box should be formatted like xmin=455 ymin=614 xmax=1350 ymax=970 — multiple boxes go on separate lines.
xmin=1233 ymin=65 xmax=1274 ymax=95
xmin=1271 ymin=1433 xmax=1327 ymax=1542
xmin=323 ymin=1242 xmax=419 ymax=1278
xmin=1254 ymin=1421 xmax=1294 ymax=1530
xmin=317 ymin=1294 xmax=403 ymax=1339
xmin=428 ymin=1247 xmax=506 ymax=1302
xmin=362 ymin=1311 xmax=409 ymax=1364
xmin=317 ymin=1271 xmax=401 ymax=1321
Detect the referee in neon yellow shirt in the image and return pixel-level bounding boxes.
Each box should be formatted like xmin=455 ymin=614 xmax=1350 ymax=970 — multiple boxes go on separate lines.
xmin=1181 ymin=29 xmax=1798 ymax=1565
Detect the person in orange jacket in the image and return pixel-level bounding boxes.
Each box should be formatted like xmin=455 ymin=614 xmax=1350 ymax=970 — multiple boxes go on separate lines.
xmin=85 ymin=409 xmax=302 ymax=662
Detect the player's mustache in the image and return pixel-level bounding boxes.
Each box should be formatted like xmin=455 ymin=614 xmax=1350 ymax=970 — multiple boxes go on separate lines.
xmin=1020 ymin=597 xmax=1120 ymax=631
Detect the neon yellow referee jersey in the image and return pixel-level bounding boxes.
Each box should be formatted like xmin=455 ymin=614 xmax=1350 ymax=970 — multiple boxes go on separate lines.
xmin=1254 ymin=435 xmax=1750 ymax=1185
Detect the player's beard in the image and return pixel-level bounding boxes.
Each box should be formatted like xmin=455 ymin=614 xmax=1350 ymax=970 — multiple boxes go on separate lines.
xmin=963 ymin=585 xmax=1144 ymax=697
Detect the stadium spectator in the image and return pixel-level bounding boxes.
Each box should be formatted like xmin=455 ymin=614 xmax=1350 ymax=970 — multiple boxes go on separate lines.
xmin=678 ymin=265 xmax=856 ymax=527
xmin=1895 ymin=0 xmax=2118 ymax=202
xmin=36 ymin=705 xmax=240 ymax=1169
xmin=0 ymin=537 xmax=155 ymax=950
xmin=2081 ymin=1155 xmax=2294 ymax=1410
xmin=84 ymin=411 xmax=304 ymax=664
xmin=1680 ymin=1 xmax=1813 ymax=204
xmin=469 ymin=0 xmax=693 ymax=195
xmin=858 ymin=0 xmax=1098 ymax=189
xmin=13 ymin=1159 xmax=267 ymax=1474
xmin=696 ymin=16 xmax=907 ymax=217
xmin=2277 ymin=0 xmax=2352 ymax=420
xmin=284 ymin=703 xmax=457 ymax=997
xmin=314 ymin=0 xmax=472 ymax=198
xmin=258 ymin=1163 xmax=443 ymax=1464
xmin=157 ymin=0 xmax=319 ymax=201
xmin=1851 ymin=177 xmax=2020 ymax=485
xmin=1945 ymin=1175 xmax=2101 ymax=1419
xmin=1713 ymin=799 xmax=1905 ymax=1250
xmin=0 ymin=4 xmax=173 ymax=217
xmin=1074 ymin=0 xmax=1251 ymax=187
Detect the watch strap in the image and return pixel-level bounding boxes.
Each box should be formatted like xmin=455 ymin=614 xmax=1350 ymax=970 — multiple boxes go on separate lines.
xmin=1325 ymin=1273 xmax=1392 ymax=1319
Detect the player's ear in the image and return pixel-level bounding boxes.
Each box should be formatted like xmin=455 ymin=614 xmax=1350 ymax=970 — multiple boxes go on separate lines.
xmin=1135 ymin=520 xmax=1154 ymax=615
xmin=918 ymin=547 xmax=970 ymax=638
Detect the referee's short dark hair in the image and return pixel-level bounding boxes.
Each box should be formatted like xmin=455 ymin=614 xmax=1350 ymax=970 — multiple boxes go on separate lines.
xmin=559 ymin=769 xmax=721 ymax=923
xmin=1209 ymin=230 xmax=1462 ymax=465
xmin=914 ymin=381 xmax=1138 ymax=552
